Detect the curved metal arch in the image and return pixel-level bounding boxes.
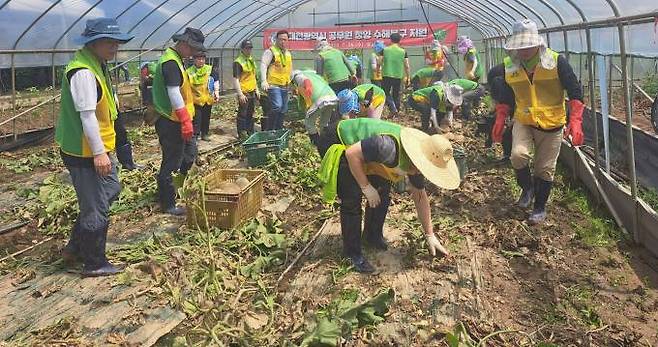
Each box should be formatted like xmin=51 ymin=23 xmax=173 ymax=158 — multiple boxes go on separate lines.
xmin=441 ymin=0 xmax=514 ymax=33
xmin=506 ymin=0 xmax=548 ymax=26
xmin=52 ymin=0 xmax=103 ymax=49
xmin=161 ymin=0 xmax=235 ymax=47
xmin=418 ymin=0 xmax=500 ymax=38
xmin=12 ymin=0 xmax=62 ymax=49
xmin=209 ymin=0 xmax=302 ymax=48
xmin=139 ymin=0 xmax=205 ymax=48
xmin=196 ymin=0 xmax=254 ymax=37
xmin=127 ymin=0 xmax=172 ymax=34
xmin=0 ymin=0 xmax=12 ymax=12
xmin=427 ymin=0 xmax=504 ymax=38
xmin=115 ymin=0 xmax=142 ymax=20
xmin=480 ymin=0 xmax=523 ymax=25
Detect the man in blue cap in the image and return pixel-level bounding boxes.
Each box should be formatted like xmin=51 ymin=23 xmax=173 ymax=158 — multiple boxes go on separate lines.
xmin=56 ymin=18 xmax=133 ymax=277
xmin=152 ymin=27 xmax=205 ymax=215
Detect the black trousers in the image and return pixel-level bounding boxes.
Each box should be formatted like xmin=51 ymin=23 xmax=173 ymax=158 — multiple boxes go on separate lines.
xmin=329 ymin=80 xmax=354 ymax=95
xmin=155 ymin=117 xmax=198 ymax=209
xmin=259 ymin=93 xmax=271 ymax=131
xmin=193 ymin=104 xmax=212 ymax=137
xmin=382 ymin=77 xmax=402 ymax=113
xmin=319 ymin=124 xmax=391 ymax=258
xmin=237 ymin=91 xmax=257 ymax=135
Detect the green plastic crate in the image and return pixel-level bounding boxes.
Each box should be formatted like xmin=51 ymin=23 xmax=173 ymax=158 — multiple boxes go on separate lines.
xmin=242 ymin=129 xmax=291 ymax=167
xmin=286 ymin=96 xmax=306 ymax=121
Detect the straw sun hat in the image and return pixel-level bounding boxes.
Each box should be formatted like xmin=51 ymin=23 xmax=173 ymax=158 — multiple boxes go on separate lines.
xmin=504 ymin=19 xmax=544 ymax=50
xmin=400 ymin=128 xmax=461 ymax=190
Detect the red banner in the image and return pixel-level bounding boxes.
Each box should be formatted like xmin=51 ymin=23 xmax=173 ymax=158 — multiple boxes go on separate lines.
xmin=263 ymin=22 xmax=458 ymax=51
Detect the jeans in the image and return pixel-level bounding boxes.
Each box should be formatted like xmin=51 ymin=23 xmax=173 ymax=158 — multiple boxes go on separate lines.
xmin=193 ymin=104 xmax=212 ymax=137
xmin=63 ymin=153 xmax=121 ymax=269
xmin=266 ymin=86 xmax=288 ymax=130
xmin=382 ymin=77 xmax=402 ymax=113
xmin=329 ymin=80 xmax=354 ymax=95
xmin=237 ymin=91 xmax=257 ymax=135
xmin=155 ymin=117 xmax=198 ymax=209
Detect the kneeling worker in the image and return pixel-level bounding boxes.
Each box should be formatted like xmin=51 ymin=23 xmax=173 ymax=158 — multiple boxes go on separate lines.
xmin=407 ymin=82 xmax=463 ymax=133
xmin=337 ymin=83 xmax=386 ymax=119
xmin=291 ymin=70 xmax=338 ymax=146
xmin=318 ymin=118 xmax=460 ymax=273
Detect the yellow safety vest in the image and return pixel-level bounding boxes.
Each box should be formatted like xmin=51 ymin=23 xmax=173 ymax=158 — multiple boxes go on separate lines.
xmin=234 ymin=53 xmax=257 ymax=93
xmin=267 ymin=45 xmax=292 ymax=86
xmin=187 ymin=64 xmax=213 ymax=106
xmin=152 ymin=47 xmax=196 ymax=121
xmin=504 ymin=49 xmax=566 ymax=130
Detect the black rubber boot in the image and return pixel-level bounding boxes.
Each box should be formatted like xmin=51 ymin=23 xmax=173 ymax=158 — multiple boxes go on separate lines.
xmin=116 ymin=143 xmax=143 ymax=171
xmin=529 ymin=178 xmax=553 ymax=225
xmin=349 ymin=255 xmax=375 ymax=273
xmin=80 ymin=224 xmax=122 ymax=277
xmin=515 ymin=167 xmax=534 ymax=208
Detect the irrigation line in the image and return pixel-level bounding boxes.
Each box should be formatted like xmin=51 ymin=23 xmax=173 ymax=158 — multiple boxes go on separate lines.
xmin=276 ymin=218 xmax=332 ymax=286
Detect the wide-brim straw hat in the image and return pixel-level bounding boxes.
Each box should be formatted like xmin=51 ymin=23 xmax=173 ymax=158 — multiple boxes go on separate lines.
xmin=400 ymin=128 xmax=461 ymax=190
xmin=504 ymin=19 xmax=544 ymax=50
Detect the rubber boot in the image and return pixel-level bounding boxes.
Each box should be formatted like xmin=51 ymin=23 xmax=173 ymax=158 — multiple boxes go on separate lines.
xmin=116 ymin=143 xmax=143 ymax=171
xmin=62 ymin=220 xmax=82 ymax=265
xmin=80 ymin=223 xmax=122 ymax=277
xmin=529 ymin=178 xmax=553 ymax=225
xmin=515 ymin=167 xmax=534 ymax=208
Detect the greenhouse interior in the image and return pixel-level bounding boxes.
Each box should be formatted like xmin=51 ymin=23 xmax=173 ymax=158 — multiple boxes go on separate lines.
xmin=0 ymin=0 xmax=657 ymax=345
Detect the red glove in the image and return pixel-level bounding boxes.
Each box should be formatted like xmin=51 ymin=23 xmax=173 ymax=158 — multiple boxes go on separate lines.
xmin=492 ymin=104 xmax=510 ymax=143
xmin=302 ymin=79 xmax=313 ymax=100
xmin=565 ymin=99 xmax=585 ymax=146
xmin=175 ymin=108 xmax=194 ymax=142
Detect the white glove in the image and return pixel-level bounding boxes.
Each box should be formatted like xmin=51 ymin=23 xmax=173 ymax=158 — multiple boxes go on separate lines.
xmin=425 ymin=234 xmax=449 ymax=257
xmin=361 ymin=184 xmax=381 ymax=208
xmin=261 ymin=81 xmax=270 ymax=91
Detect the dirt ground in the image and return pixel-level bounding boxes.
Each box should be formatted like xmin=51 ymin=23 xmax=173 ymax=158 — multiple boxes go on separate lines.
xmin=0 ymin=97 xmax=657 ymax=346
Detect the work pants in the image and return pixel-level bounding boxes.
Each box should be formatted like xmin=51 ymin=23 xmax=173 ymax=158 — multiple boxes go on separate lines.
xmin=382 ymin=77 xmax=402 ymax=113
xmin=510 ymin=122 xmax=563 ymax=182
xmin=155 ymin=117 xmax=198 ymax=209
xmin=236 ymin=91 xmax=257 ymax=135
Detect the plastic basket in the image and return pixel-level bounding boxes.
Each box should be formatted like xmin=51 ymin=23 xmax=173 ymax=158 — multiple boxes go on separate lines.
xmin=453 ymin=145 xmax=468 ymax=181
xmin=286 ymin=96 xmax=306 ymax=121
xmin=242 ymin=129 xmax=291 ymax=167
xmin=187 ymin=169 xmax=266 ymax=230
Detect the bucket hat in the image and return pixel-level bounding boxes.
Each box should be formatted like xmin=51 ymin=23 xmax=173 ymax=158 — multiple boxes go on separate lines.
xmin=445 ymin=84 xmax=463 ymax=107
xmin=172 ymin=27 xmax=206 ymax=51
xmin=504 ymin=19 xmax=544 ymax=50
xmin=400 ymin=129 xmax=461 ymax=189
xmin=240 ymin=40 xmax=253 ymax=49
xmin=75 ymin=18 xmax=134 ymax=45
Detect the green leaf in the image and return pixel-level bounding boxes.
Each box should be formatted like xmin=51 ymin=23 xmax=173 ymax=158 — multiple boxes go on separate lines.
xmin=300 ymin=317 xmax=342 ymax=347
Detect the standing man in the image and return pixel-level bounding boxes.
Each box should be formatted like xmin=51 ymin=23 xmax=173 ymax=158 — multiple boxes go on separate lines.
xmin=152 ymin=27 xmax=205 ymax=216
xmin=260 ymin=30 xmax=293 ymax=131
xmin=369 ymin=40 xmax=385 ymax=87
xmin=457 ymin=36 xmax=484 ymax=82
xmin=233 ymin=40 xmax=259 ymax=138
xmin=491 ymin=20 xmax=584 ymax=224
xmin=187 ymin=51 xmax=219 ymax=141
xmin=290 ymin=70 xmax=338 ymax=146
xmin=347 ymin=54 xmax=363 ymax=86
xmin=315 ymin=38 xmax=356 ymax=94
xmin=381 ymin=33 xmax=410 ymax=116
xmin=317 ymin=118 xmax=460 ymax=272
xmin=56 ymin=18 xmax=133 ymax=276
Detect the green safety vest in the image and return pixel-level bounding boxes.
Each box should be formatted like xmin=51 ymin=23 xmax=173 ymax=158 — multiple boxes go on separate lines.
xmin=448 ymin=78 xmax=478 ymax=91
xmin=318 ymin=118 xmax=411 ymax=203
xmin=412 ymin=67 xmax=438 ymax=88
xmin=152 ymin=47 xmax=195 ymax=121
xmin=412 ymin=85 xmax=447 ymax=113
xmin=298 ymin=70 xmax=336 ymax=110
xmin=319 ymin=48 xmax=351 ymax=84
xmin=382 ymin=44 xmax=406 ymax=79
xmin=56 ymin=47 xmax=118 ymax=157
xmin=235 ymin=53 xmax=257 ymax=93
xmin=353 ymin=83 xmax=385 ymax=109
xmin=465 ymin=48 xmax=484 ymax=81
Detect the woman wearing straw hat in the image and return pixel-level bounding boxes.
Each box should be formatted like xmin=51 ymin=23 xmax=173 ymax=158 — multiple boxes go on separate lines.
xmin=318 ymin=118 xmax=460 ymax=273
xmin=491 ymin=19 xmax=584 ymax=224
xmin=56 ymin=18 xmax=134 ymax=276
xmin=407 ymin=81 xmax=463 ymax=133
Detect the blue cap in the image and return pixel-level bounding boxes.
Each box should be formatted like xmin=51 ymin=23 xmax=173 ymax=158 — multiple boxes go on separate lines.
xmin=75 ymin=18 xmax=134 ymax=46
xmin=373 ymin=40 xmax=385 ymax=53
xmin=337 ymin=89 xmax=359 ymax=115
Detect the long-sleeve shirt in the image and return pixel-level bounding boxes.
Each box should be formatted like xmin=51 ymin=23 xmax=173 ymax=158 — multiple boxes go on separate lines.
xmin=69 ymin=69 xmax=106 ymax=155
xmin=488 ymin=54 xmax=583 ymax=107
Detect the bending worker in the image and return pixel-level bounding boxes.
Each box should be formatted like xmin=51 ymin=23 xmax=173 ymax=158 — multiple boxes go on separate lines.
xmin=411 ymin=66 xmax=443 ymax=91
xmin=337 ymin=83 xmax=386 ymax=119
xmin=315 ymin=38 xmax=356 ymax=94
xmin=317 ymin=118 xmax=460 ymax=273
xmin=187 ymin=50 xmax=219 ymax=141
xmin=152 ymin=27 xmax=205 ymax=216
xmin=233 ymin=40 xmax=259 ymax=138
xmin=447 ymin=78 xmax=485 ymax=121
xmin=290 ymin=69 xmax=338 ymax=147
xmin=491 ymin=20 xmax=584 ymax=224
xmin=56 ymin=18 xmax=133 ymax=276
xmin=408 ymin=82 xmax=463 ymax=133
xmin=261 ymin=30 xmax=293 ymax=130
xmin=457 ymin=36 xmax=484 ymax=82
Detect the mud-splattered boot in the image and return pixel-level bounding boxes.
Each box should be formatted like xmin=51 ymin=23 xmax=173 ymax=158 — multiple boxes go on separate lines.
xmin=528 ymin=178 xmax=553 ymax=225
xmin=515 ymin=167 xmax=534 ymax=209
